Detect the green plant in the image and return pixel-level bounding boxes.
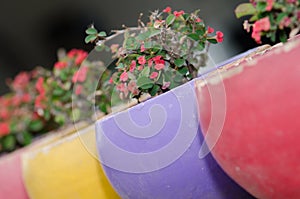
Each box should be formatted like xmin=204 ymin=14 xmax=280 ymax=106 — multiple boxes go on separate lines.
xmin=86 ymin=7 xmax=223 ymax=102
xmin=235 ymin=0 xmax=300 ymax=43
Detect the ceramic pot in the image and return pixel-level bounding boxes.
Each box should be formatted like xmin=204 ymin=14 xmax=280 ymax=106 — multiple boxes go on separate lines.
xmin=196 ymin=38 xmax=300 ymax=199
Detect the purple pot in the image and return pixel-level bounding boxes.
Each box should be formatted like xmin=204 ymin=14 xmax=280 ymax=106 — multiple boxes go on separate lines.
xmin=94 ymin=47 xmax=263 ymax=199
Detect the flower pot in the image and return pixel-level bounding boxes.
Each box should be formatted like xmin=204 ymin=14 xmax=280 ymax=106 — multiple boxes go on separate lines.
xmin=93 ymin=47 xmax=270 ymax=198
xmin=0 ymin=123 xmax=119 ymax=199
xmin=196 ymin=38 xmax=300 ymax=199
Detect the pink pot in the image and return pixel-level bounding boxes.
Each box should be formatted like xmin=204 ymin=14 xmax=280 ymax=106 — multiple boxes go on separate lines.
xmin=196 ymin=39 xmax=300 ymax=199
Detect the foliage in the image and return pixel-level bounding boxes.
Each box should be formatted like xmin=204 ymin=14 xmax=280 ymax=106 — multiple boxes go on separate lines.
xmin=235 ymin=0 xmax=300 ymax=43
xmin=86 ymin=7 xmax=223 ymax=101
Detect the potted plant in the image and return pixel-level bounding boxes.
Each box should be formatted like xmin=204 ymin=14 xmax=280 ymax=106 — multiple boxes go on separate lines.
xmin=0 ymin=49 xmax=119 ymax=199
xmin=89 ymin=7 xmax=255 ymax=198
xmin=196 ymin=1 xmax=300 ymax=198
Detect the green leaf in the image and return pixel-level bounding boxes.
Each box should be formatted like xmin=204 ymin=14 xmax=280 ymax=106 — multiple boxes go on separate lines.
xmin=95 ymin=44 xmax=106 ymax=52
xmin=144 ymin=41 xmax=153 ymax=49
xmin=29 ymin=120 xmax=44 ymax=132
xmin=55 ymin=114 xmax=65 ymax=126
xmin=18 ymin=132 xmax=32 ymax=146
xmin=178 ymin=67 xmax=188 ymax=75
xmin=187 ymin=33 xmax=199 ymax=41
xmin=276 ymin=13 xmax=288 ymax=24
xmin=279 ymin=31 xmax=287 ymax=43
xmin=150 ymin=84 xmax=160 ymax=96
xmin=174 ymin=59 xmax=185 ymax=68
xmin=98 ymin=31 xmax=107 ymax=37
xmin=85 ymin=34 xmax=97 ymax=44
xmin=86 ymin=27 xmax=98 ymax=34
xmin=140 ymin=67 xmax=150 ymax=77
xmin=2 ymin=135 xmax=16 ymax=151
xmin=257 ymin=2 xmax=266 ymax=12
xmin=136 ymin=76 xmax=154 ymax=89
xmin=72 ymin=108 xmax=81 ymax=122
xmin=53 ymin=87 xmax=65 ymax=96
xmin=207 ymin=38 xmax=218 ymax=44
xmin=166 ymin=14 xmax=176 ymax=26
xmin=234 ymin=3 xmax=256 ymax=18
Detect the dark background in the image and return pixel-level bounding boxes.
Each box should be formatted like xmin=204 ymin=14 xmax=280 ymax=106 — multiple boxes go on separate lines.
xmin=0 ymin=0 xmax=257 ymax=95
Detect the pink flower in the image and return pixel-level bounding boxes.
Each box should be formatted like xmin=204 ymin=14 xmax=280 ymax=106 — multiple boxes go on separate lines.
xmin=287 ymin=0 xmax=296 ymax=3
xmin=280 ymin=17 xmax=291 ymax=29
xmin=0 ymin=109 xmax=9 ymax=120
xmin=109 ymin=77 xmax=113 ymax=84
xmin=150 ymin=72 xmax=158 ymax=79
xmin=12 ymin=72 xmax=30 ymax=90
xmin=253 ymin=17 xmax=271 ymax=32
xmin=195 ymin=18 xmax=202 ymax=23
xmin=155 ymin=63 xmax=165 ymax=71
xmin=207 ymin=26 xmax=214 ymax=34
xmin=163 ymin=6 xmax=172 ymax=13
xmin=35 ymin=94 xmax=46 ymax=109
xmin=54 ymin=61 xmax=67 ymax=70
xmin=128 ymin=80 xmax=137 ymax=92
xmin=173 ymin=10 xmax=184 ymax=17
xmin=251 ymin=30 xmax=261 ymax=44
xmin=0 ymin=122 xmax=10 ymax=136
xmin=72 ymin=66 xmax=88 ymax=83
xmin=148 ymin=59 xmax=153 ymax=67
xmin=298 ymin=11 xmax=300 ymax=21
xmin=216 ymin=31 xmax=224 ymax=43
xmin=162 ymin=81 xmax=171 ymax=90
xmin=266 ymin=0 xmax=273 ymax=11
xmin=12 ymin=95 xmax=22 ymax=106
xmin=129 ymin=60 xmax=136 ymax=72
xmin=75 ymin=85 xmax=83 ymax=95
xmin=36 ymin=77 xmax=45 ymax=95
xmin=120 ymin=71 xmax=128 ymax=82
xmin=116 ymin=83 xmax=125 ymax=92
xmin=140 ymin=44 xmax=145 ymax=52
xmin=110 ymin=44 xmax=119 ymax=53
xmin=67 ymin=49 xmax=78 ymax=58
xmin=138 ymin=65 xmax=144 ymax=71
xmin=138 ymin=56 xmax=146 ymax=65
xmin=22 ymin=93 xmax=31 ymax=103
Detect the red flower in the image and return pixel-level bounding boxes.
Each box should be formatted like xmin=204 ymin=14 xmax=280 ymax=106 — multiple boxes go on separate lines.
xmin=207 ymin=26 xmax=214 ymax=34
xmin=75 ymin=51 xmax=88 ymax=65
xmin=138 ymin=56 xmax=146 ymax=65
xmin=67 ymin=49 xmax=79 ymax=58
xmin=266 ymin=0 xmax=273 ymax=11
xmin=155 ymin=64 xmax=165 ymax=71
xmin=120 ymin=71 xmax=128 ymax=82
xmin=153 ymin=56 xmax=165 ymax=65
xmin=109 ymin=77 xmax=113 ymax=84
xmin=54 ymin=61 xmax=67 ymax=70
xmin=0 ymin=122 xmax=10 ymax=136
xmin=253 ymin=17 xmax=270 ymax=32
xmin=12 ymin=72 xmax=30 ymax=90
xmin=75 ymin=85 xmax=83 ymax=95
xmin=150 ymin=72 xmax=158 ymax=79
xmin=0 ymin=109 xmax=9 ymax=120
xmin=163 ymin=6 xmax=172 ymax=13
xmin=116 ymin=83 xmax=125 ymax=92
xmin=129 ymin=60 xmax=136 ymax=72
xmin=11 ymin=95 xmax=22 ymax=106
xmin=216 ymin=31 xmax=224 ymax=43
xmin=173 ymin=10 xmax=184 ymax=17
xmin=34 ymin=94 xmax=46 ymax=109
xmin=22 ymin=93 xmax=31 ymax=103
xmin=72 ymin=66 xmax=88 ymax=83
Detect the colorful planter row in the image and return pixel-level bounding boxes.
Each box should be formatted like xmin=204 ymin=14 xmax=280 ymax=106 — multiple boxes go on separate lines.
xmin=0 ymin=123 xmax=120 ymax=199
xmin=94 ymin=45 xmax=273 ymax=199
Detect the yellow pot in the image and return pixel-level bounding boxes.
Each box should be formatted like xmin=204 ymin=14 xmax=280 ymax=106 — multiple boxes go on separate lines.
xmin=22 ymin=123 xmax=120 ymax=199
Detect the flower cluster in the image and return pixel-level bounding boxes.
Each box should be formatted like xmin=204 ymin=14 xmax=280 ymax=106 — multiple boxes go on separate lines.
xmin=0 ymin=49 xmax=104 ymax=153
xmin=86 ymin=7 xmax=223 ymax=101
xmin=236 ymin=0 xmax=300 ymax=43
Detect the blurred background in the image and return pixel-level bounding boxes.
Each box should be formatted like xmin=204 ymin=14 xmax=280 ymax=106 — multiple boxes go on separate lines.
xmin=0 ymin=0 xmax=257 ymax=95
